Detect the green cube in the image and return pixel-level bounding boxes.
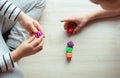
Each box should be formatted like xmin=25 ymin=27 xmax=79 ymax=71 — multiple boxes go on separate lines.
xmin=66 ymin=47 xmax=72 ymax=53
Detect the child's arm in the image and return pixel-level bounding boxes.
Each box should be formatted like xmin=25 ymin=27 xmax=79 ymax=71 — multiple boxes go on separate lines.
xmin=17 ymin=11 xmax=45 ymax=36
xmin=0 ymin=0 xmax=45 ymax=36
xmin=0 ymin=35 xmax=44 ymax=72
xmin=88 ymin=8 xmax=120 ymax=21
xmin=11 ymin=35 xmax=44 ymax=62
xmin=0 ymin=53 xmax=14 ymax=72
xmin=61 ymin=9 xmax=120 ymax=34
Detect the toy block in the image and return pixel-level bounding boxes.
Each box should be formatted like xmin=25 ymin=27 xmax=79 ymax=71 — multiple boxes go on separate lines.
xmin=66 ymin=53 xmax=72 ymax=59
xmin=66 ymin=22 xmax=77 ymax=35
xmin=67 ymin=41 xmax=74 ymax=47
xmin=66 ymin=47 xmax=72 ymax=53
xmin=35 ymin=31 xmax=43 ymax=38
xmin=67 ymin=27 xmax=74 ymax=35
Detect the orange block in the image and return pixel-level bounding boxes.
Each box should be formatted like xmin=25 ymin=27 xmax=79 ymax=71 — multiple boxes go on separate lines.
xmin=66 ymin=53 xmax=72 ymax=59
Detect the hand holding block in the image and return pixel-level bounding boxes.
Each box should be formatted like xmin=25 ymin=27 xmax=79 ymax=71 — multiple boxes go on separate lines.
xmin=67 ymin=22 xmax=77 ymax=35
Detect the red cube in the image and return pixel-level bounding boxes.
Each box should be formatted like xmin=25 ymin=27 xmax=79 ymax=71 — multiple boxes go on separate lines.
xmin=67 ymin=27 xmax=74 ymax=35
xmin=66 ymin=22 xmax=77 ymax=35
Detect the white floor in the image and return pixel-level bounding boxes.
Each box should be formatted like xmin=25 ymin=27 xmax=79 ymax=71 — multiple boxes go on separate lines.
xmin=19 ymin=0 xmax=120 ymax=78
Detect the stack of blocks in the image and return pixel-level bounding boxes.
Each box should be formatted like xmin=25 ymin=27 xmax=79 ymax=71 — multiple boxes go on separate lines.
xmin=66 ymin=41 xmax=74 ymax=59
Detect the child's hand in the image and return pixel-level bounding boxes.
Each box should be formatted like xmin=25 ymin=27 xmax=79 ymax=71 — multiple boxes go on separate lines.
xmin=61 ymin=14 xmax=91 ymax=34
xmin=11 ymin=35 xmax=44 ymax=62
xmin=17 ymin=11 xmax=45 ymax=36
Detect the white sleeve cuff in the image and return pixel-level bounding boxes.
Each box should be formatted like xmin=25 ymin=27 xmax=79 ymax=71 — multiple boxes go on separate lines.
xmin=0 ymin=53 xmax=14 ymax=72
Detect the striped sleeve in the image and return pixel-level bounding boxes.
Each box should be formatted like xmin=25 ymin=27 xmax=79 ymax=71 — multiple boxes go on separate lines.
xmin=0 ymin=53 xmax=14 ymax=72
xmin=0 ymin=0 xmax=21 ymax=21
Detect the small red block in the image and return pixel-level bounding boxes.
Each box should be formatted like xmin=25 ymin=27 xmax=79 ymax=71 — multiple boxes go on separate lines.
xmin=66 ymin=22 xmax=77 ymax=35
xmin=67 ymin=27 xmax=74 ymax=35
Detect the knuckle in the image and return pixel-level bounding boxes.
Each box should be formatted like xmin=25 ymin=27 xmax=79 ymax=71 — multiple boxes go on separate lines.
xmin=39 ymin=46 xmax=43 ymax=50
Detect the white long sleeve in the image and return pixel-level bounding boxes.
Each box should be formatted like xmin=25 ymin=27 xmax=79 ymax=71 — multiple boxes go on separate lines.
xmin=0 ymin=53 xmax=14 ymax=72
xmin=0 ymin=0 xmax=21 ymax=21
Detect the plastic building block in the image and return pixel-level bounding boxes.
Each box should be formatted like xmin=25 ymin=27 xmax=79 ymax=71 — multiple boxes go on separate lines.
xmin=35 ymin=31 xmax=43 ymax=38
xmin=67 ymin=41 xmax=74 ymax=47
xmin=67 ymin=27 xmax=74 ymax=35
xmin=66 ymin=47 xmax=72 ymax=53
xmin=66 ymin=53 xmax=72 ymax=59
xmin=66 ymin=22 xmax=77 ymax=35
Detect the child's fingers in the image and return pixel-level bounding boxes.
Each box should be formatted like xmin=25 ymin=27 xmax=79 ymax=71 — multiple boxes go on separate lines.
xmin=34 ymin=39 xmax=44 ymax=52
xmin=61 ymin=17 xmax=75 ymax=22
xmin=32 ymin=35 xmax=44 ymax=47
xmin=34 ymin=21 xmax=45 ymax=38
xmin=61 ymin=18 xmax=76 ymax=30
xmin=60 ymin=19 xmax=71 ymax=22
xmin=64 ymin=22 xmax=69 ymax=30
xmin=30 ymin=23 xmax=38 ymax=34
xmin=74 ymin=26 xmax=80 ymax=33
xmin=34 ymin=21 xmax=42 ymax=31
xmin=74 ymin=22 xmax=85 ymax=33
xmin=61 ymin=20 xmax=71 ymax=30
xmin=60 ymin=19 xmax=66 ymax=22
xmin=27 ymin=35 xmax=35 ymax=43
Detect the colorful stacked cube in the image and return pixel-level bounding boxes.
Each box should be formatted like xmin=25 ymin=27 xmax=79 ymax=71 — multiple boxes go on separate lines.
xmin=67 ymin=22 xmax=77 ymax=35
xmin=35 ymin=31 xmax=43 ymax=38
xmin=66 ymin=41 xmax=74 ymax=59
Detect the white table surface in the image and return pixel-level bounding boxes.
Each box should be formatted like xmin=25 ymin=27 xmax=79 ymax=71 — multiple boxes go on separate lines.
xmin=19 ymin=0 xmax=120 ymax=78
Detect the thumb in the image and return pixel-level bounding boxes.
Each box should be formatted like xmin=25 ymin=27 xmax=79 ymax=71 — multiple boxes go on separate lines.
xmin=74 ymin=22 xmax=85 ymax=34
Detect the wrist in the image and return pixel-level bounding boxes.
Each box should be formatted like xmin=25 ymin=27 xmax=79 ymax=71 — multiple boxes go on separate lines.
xmin=85 ymin=12 xmax=98 ymax=21
xmin=17 ymin=11 xmax=25 ymax=22
xmin=10 ymin=50 xmax=22 ymax=62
